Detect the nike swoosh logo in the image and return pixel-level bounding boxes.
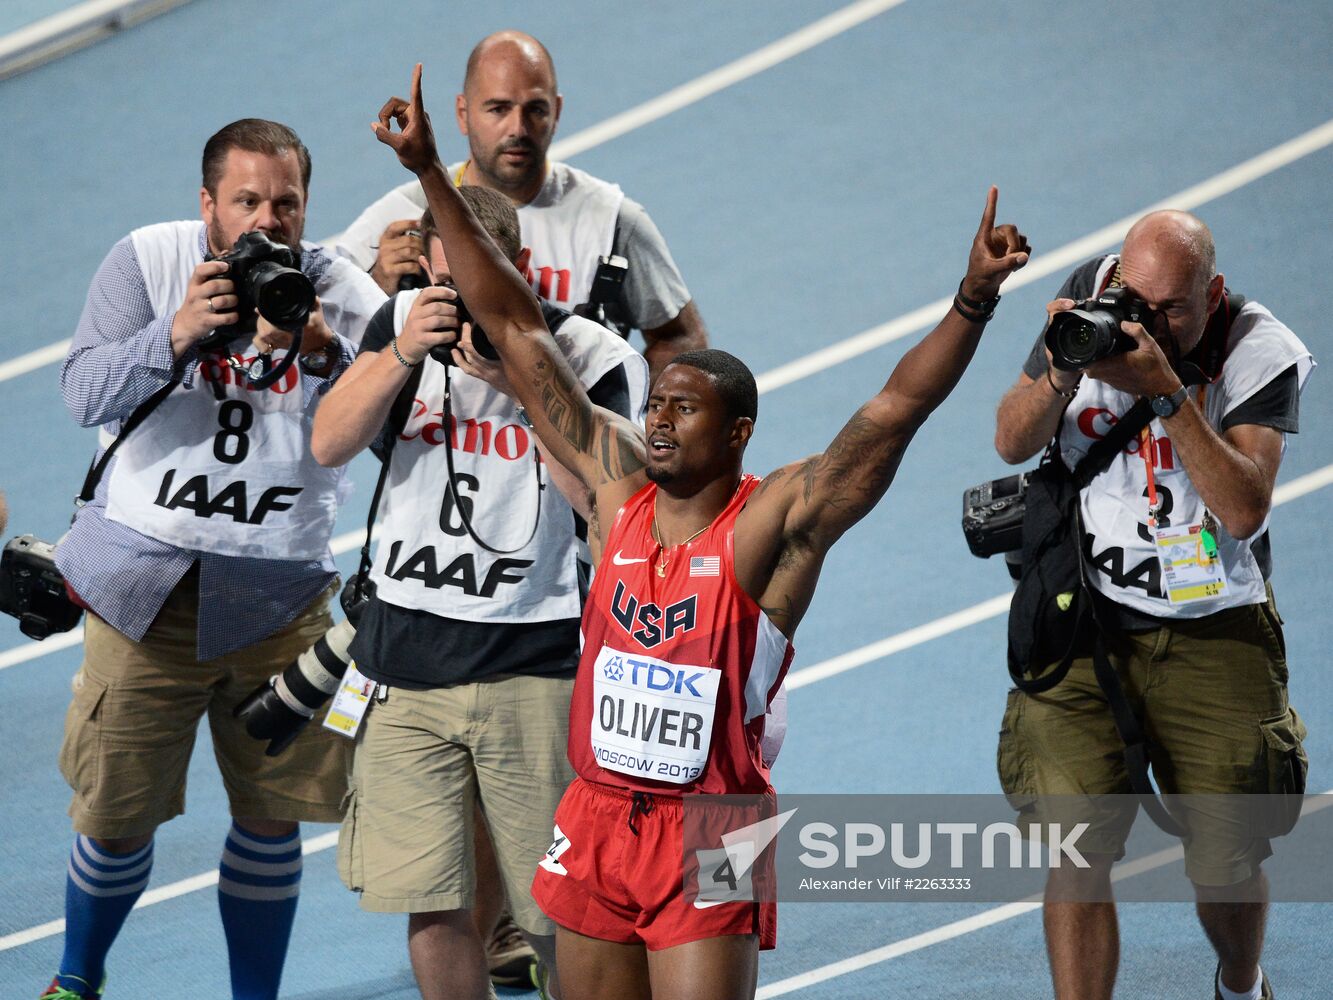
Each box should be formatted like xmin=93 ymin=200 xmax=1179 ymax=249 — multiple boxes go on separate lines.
xmin=693 ymin=896 xmax=735 ymax=909
xmin=612 ymin=551 xmax=648 ymax=565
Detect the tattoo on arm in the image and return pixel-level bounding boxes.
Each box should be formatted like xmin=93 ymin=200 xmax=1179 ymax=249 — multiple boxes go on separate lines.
xmin=807 ymin=405 xmax=908 ymax=520
xmin=538 ymin=361 xmax=595 ymax=452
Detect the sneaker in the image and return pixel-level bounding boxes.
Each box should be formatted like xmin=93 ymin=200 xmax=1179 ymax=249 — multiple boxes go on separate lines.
xmin=40 ymin=977 xmax=103 ymax=1000
xmin=487 ymin=911 xmax=537 ymax=988
xmin=1213 ymin=963 xmax=1274 ymax=1000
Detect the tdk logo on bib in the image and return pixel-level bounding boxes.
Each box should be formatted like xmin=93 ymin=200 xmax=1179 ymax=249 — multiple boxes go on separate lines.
xmin=591 ymin=646 xmax=721 ymax=785
xmin=602 ymin=655 xmax=710 ymax=697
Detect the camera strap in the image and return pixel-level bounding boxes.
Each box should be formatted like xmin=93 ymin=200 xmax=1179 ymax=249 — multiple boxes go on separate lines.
xmin=76 ymin=377 xmax=181 ymax=510
xmin=348 ymin=362 xmax=423 ymax=602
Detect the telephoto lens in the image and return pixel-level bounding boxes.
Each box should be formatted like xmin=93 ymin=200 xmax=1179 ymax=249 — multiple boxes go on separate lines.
xmin=234 ymin=618 xmax=356 ymax=756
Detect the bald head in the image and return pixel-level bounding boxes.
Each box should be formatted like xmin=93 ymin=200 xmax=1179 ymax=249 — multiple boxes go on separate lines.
xmin=456 ymin=31 xmax=562 ymax=201
xmin=1123 ymin=211 xmax=1216 ymax=289
xmin=464 ymin=31 xmax=557 ymax=95
xmin=1119 ymin=210 xmax=1224 ymax=356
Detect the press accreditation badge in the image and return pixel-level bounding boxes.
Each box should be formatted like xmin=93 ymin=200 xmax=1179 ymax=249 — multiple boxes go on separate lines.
xmin=590 ymin=646 xmax=721 ymax=784
xmin=322 ymin=663 xmax=375 ymax=738
xmin=1153 ymin=520 xmax=1230 ymax=606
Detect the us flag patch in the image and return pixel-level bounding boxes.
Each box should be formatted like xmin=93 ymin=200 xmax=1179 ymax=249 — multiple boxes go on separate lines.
xmin=690 ymin=556 xmax=720 ymax=577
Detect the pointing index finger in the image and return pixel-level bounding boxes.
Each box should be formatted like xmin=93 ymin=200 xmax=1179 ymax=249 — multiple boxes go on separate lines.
xmin=411 ymin=63 xmax=423 ymax=112
xmin=978 ymin=185 xmax=998 ymax=237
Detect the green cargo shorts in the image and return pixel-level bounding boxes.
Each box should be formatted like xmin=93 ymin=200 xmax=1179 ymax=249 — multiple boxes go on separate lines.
xmin=997 ymin=589 xmax=1307 ymax=887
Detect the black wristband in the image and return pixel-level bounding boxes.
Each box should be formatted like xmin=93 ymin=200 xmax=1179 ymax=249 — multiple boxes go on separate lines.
xmin=952 ymin=295 xmax=993 ymax=324
xmin=957 ymin=279 xmax=1000 ymax=315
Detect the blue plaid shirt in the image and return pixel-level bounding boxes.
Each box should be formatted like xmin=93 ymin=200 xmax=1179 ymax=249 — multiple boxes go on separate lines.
xmin=56 ymin=224 xmax=382 ymax=659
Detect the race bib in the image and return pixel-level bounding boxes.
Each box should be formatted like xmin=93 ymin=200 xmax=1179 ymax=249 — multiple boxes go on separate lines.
xmin=590 ymin=646 xmax=721 ymax=785
xmin=1154 ymin=520 xmax=1230 ymax=606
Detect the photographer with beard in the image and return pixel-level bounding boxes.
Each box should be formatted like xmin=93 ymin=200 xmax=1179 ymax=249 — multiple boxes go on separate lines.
xmin=42 ymin=119 xmax=384 ymax=1000
xmin=994 ymin=210 xmax=1313 ymax=1000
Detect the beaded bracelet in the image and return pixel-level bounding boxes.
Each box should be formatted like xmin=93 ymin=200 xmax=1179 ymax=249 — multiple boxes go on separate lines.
xmin=390 ymin=337 xmax=420 ymax=369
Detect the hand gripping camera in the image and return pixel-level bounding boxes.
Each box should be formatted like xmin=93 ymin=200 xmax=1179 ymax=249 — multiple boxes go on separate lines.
xmin=233 ymin=574 xmax=375 ymax=756
xmin=1044 ymin=287 xmax=1160 ymax=372
xmin=199 ymin=231 xmax=316 ymax=350
xmin=428 ymin=279 xmax=499 ymax=365
xmin=0 ymin=536 xmax=83 ymax=640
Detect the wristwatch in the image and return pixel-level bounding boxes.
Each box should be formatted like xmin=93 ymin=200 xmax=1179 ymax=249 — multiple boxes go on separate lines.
xmin=1150 ymin=384 xmax=1189 ymax=418
xmin=299 ymin=345 xmax=335 ymax=375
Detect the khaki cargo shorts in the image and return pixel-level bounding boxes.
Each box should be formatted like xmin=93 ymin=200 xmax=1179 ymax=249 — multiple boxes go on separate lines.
xmin=60 ymin=575 xmax=350 ymax=839
xmin=338 ymin=672 xmax=574 ymax=934
xmin=998 ymin=591 xmax=1307 ymax=887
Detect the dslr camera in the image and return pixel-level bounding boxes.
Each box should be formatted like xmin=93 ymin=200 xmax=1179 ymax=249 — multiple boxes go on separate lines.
xmin=573 ymin=254 xmax=630 ymax=337
xmin=429 ymin=280 xmax=498 ymax=365
xmin=234 ymin=572 xmax=376 ymax=756
xmin=0 ymin=536 xmax=83 ymax=640
xmin=961 ymin=472 xmax=1031 ymax=558
xmin=1045 ymin=287 xmax=1159 ymax=372
xmin=199 ymin=231 xmax=316 ymax=351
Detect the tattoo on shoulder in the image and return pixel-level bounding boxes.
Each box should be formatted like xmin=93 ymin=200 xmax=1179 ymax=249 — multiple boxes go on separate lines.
xmin=750 ymin=466 xmax=788 ymax=502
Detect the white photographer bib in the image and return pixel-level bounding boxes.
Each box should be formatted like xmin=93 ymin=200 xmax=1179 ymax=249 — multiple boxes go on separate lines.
xmin=370 ymin=290 xmax=647 ymax=621
xmin=102 ymin=221 xmax=356 ymax=560
xmin=515 ymin=162 xmax=623 ymax=309
xmin=334 ymin=163 xmax=623 ymax=310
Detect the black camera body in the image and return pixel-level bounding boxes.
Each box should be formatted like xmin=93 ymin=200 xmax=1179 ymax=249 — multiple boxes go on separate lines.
xmin=574 ymin=254 xmax=630 ymax=337
xmin=1045 ymin=287 xmax=1159 ymax=372
xmin=962 ymin=472 xmax=1032 ymax=558
xmin=428 ymin=280 xmax=498 ymax=365
xmin=0 ymin=535 xmax=83 ymax=640
xmin=200 ymin=231 xmax=316 ymax=350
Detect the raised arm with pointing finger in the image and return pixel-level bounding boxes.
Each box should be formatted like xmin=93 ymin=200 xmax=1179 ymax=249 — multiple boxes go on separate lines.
xmin=374 ymin=62 xmax=1031 ymax=1000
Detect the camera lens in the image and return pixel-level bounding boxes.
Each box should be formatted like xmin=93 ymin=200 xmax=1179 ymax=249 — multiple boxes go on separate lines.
xmin=1046 ymin=309 xmax=1120 ymax=372
xmin=250 ymin=262 xmax=316 ymax=329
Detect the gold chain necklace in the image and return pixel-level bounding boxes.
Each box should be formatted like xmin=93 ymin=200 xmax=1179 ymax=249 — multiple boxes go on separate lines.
xmin=651 ymin=516 xmax=709 ymax=578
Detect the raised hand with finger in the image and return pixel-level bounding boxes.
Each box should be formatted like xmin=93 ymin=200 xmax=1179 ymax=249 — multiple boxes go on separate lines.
xmin=372 ymin=63 xmax=441 ymax=177
xmin=961 ymin=186 xmax=1032 ymax=307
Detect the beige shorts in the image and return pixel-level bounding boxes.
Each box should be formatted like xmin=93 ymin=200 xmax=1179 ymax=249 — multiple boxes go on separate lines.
xmin=998 ymin=592 xmax=1307 ymax=886
xmin=338 ymin=672 xmax=574 ymax=933
xmin=60 ymin=574 xmax=350 ymax=839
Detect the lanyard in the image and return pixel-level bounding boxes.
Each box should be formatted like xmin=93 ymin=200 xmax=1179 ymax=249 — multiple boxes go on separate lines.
xmin=1139 ymin=426 xmax=1160 ymax=528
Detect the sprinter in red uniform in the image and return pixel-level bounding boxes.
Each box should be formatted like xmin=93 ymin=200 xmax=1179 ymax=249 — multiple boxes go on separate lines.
xmin=373 ymin=65 xmax=1030 ymax=1000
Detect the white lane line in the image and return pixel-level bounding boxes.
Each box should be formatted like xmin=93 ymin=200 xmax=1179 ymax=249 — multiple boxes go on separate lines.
xmin=0 ymin=832 xmax=337 ymax=952
xmin=0 ymin=339 xmax=71 ymax=384
xmin=6 ymin=459 xmax=1332 ymax=675
xmin=756 ymin=795 xmax=1333 ymax=998
xmin=755 ymin=116 xmax=1333 ymax=394
xmin=548 ymin=0 xmax=910 ymax=161
xmin=0 ymin=0 xmax=192 ymax=80
xmin=2 ymin=0 xmax=906 ymax=384
xmin=3 ymin=468 xmax=1331 ymax=949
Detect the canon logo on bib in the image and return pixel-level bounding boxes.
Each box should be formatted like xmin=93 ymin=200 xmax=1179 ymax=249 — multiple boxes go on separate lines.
xmin=399 ymin=400 xmax=536 ymax=462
